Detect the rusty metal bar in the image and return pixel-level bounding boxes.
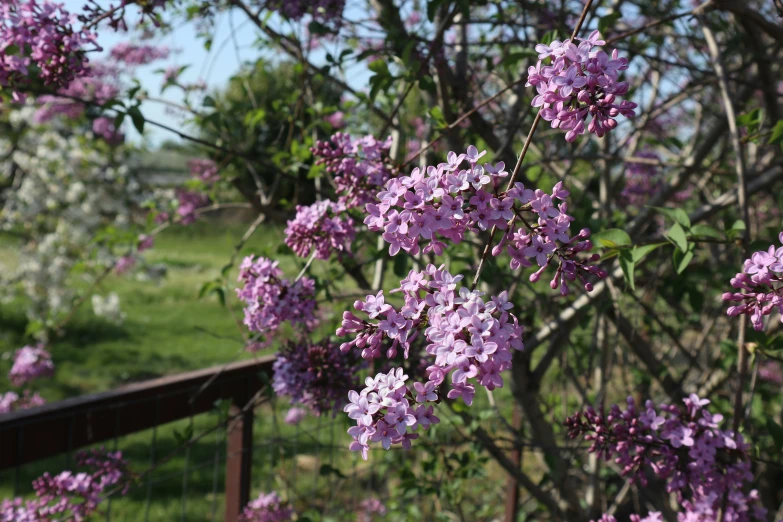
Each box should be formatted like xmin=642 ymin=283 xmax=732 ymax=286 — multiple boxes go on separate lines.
xmin=224 ymin=403 xmax=254 ymax=522
xmin=0 ymin=355 xmax=275 ymax=471
xmin=503 ymin=405 xmax=523 ymax=522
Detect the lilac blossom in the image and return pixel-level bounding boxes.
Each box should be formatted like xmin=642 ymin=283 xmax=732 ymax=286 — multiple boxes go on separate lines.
xmin=723 ymin=232 xmax=783 ymax=331
xmin=0 ymin=390 xmax=45 ymax=414
xmin=175 ymin=190 xmax=209 ymax=225
xmin=527 ymin=31 xmax=637 ymax=142
xmin=366 ymin=145 xmax=605 ymax=293
xmin=344 ymin=368 xmax=438 ymax=459
xmin=567 ymin=396 xmax=766 ymax=522
xmin=0 ymin=1 xmax=99 ymax=103
xmin=188 ymin=158 xmax=220 ymax=184
xmin=239 ymin=491 xmax=293 ymax=522
xmin=109 ymin=43 xmax=169 ymax=66
xmin=272 ymin=339 xmax=363 ymax=415
xmin=0 ymin=449 xmax=131 ymax=520
xmin=311 ymin=133 xmax=395 ymax=209
xmin=92 ymin=117 xmax=124 ymax=145
xmin=236 ymin=256 xmax=318 ymax=346
xmin=284 ymin=200 xmax=356 ymax=260
xmin=284 ymin=407 xmax=307 ymax=425
xmin=339 ymin=265 xmax=524 ymax=456
xmin=358 ymin=497 xmax=387 ymax=522
xmin=8 ymin=344 xmax=54 ymax=386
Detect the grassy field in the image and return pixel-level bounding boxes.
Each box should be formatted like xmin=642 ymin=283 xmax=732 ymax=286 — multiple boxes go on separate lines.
xmin=0 ymin=219 xmax=301 ymax=399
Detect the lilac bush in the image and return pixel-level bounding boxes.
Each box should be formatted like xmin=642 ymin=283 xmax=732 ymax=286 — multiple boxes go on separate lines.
xmin=1 ymin=0 xmax=781 ymax=519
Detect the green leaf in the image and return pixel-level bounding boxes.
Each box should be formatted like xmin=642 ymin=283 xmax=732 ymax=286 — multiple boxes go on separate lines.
xmin=689 ymin=224 xmax=722 ymax=239
xmin=113 ymin=112 xmax=125 ymax=129
xmin=769 ymin=120 xmax=783 ymax=145
xmin=319 ymin=464 xmax=346 ymax=479
xmin=767 ymin=418 xmax=783 ymax=452
xmin=737 ymin=108 xmax=762 ymax=135
xmin=591 ymin=228 xmax=631 ymax=248
xmin=650 ymin=206 xmax=691 ymax=229
xmin=427 ymin=0 xmax=446 ymax=21
xmin=666 ymin=223 xmax=689 ymax=253
xmin=308 ymin=20 xmax=330 ymax=35
xmin=393 ymin=252 xmax=409 ymax=277
xmin=199 ymin=280 xmax=226 ymax=306
xmin=631 ymin=242 xmax=665 ymax=263
xmin=598 ymin=12 xmax=622 ymax=34
xmin=540 ymin=30 xmax=559 ymax=45
xmin=619 ymin=249 xmax=636 ymax=291
xmin=127 ymin=106 xmax=145 ymax=134
xmin=672 ymin=246 xmax=694 ymax=274
xmin=368 ymin=59 xmax=390 ymax=75
xmin=174 ymin=423 xmax=194 ymax=445
xmin=418 ymin=75 xmax=436 ymax=94
xmin=24 ymin=320 xmax=45 ymax=337
xmin=727 ymin=219 xmax=747 ymax=240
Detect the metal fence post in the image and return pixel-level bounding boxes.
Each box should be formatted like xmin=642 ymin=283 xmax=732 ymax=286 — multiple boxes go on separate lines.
xmin=225 ymin=404 xmax=254 ymax=522
xmin=503 ymin=405 xmax=523 ymax=522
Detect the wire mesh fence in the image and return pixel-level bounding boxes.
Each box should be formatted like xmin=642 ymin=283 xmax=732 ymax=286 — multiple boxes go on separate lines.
xmin=0 ymin=357 xmax=480 ymax=521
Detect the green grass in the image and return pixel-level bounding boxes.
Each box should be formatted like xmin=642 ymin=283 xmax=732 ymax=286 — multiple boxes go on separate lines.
xmin=0 ymin=220 xmax=301 ymax=398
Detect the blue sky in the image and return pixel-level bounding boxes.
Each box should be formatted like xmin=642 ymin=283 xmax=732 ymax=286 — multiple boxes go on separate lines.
xmin=63 ymin=1 xmax=265 ymax=145
xmin=61 ymin=2 xmax=375 ymax=146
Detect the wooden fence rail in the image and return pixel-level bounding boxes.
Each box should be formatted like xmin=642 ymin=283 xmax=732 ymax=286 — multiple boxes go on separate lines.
xmin=0 ymin=355 xmax=276 ymax=522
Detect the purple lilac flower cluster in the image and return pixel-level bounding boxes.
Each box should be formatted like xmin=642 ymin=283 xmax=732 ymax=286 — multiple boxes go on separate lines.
xmin=284 ymin=407 xmax=307 ymax=425
xmin=175 ymin=189 xmax=209 ymax=225
xmin=272 ymin=339 xmax=362 ymax=415
xmin=723 ymin=232 xmax=783 ymax=330
xmin=527 ymin=30 xmax=637 ymax=141
xmin=8 ymin=344 xmax=54 ymax=386
xmin=358 ymin=497 xmax=387 ymax=522
xmin=566 ymin=395 xmax=766 ymax=522
xmin=138 ymin=234 xmax=154 ymax=252
xmin=34 ymin=63 xmax=120 ymax=124
xmin=188 ymin=158 xmax=219 ymax=184
xmin=0 ymin=449 xmax=131 ymax=520
xmin=0 ymin=390 xmax=45 ymax=414
xmin=592 ymin=514 xmax=662 ymax=522
xmin=284 ymin=201 xmax=356 ymax=260
xmin=266 ymin=0 xmax=345 ymax=23
xmin=344 ymin=368 xmax=441 ymax=459
xmin=723 ymin=232 xmax=783 ymax=331
xmin=311 ymin=133 xmax=394 ymax=210
xmin=93 ymin=116 xmax=124 ymax=145
xmin=366 ymin=145 xmax=605 ymax=294
xmin=281 ymin=133 xmax=393 ymax=260
xmin=621 ymin=152 xmax=662 ymax=206
xmin=109 ymin=42 xmax=169 ymax=66
xmin=339 ymin=265 xmax=522 ymax=457
xmin=0 ymin=0 xmax=98 ymax=103
xmin=236 ymin=256 xmax=318 ymax=346
xmin=239 ymin=491 xmax=293 ymax=522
